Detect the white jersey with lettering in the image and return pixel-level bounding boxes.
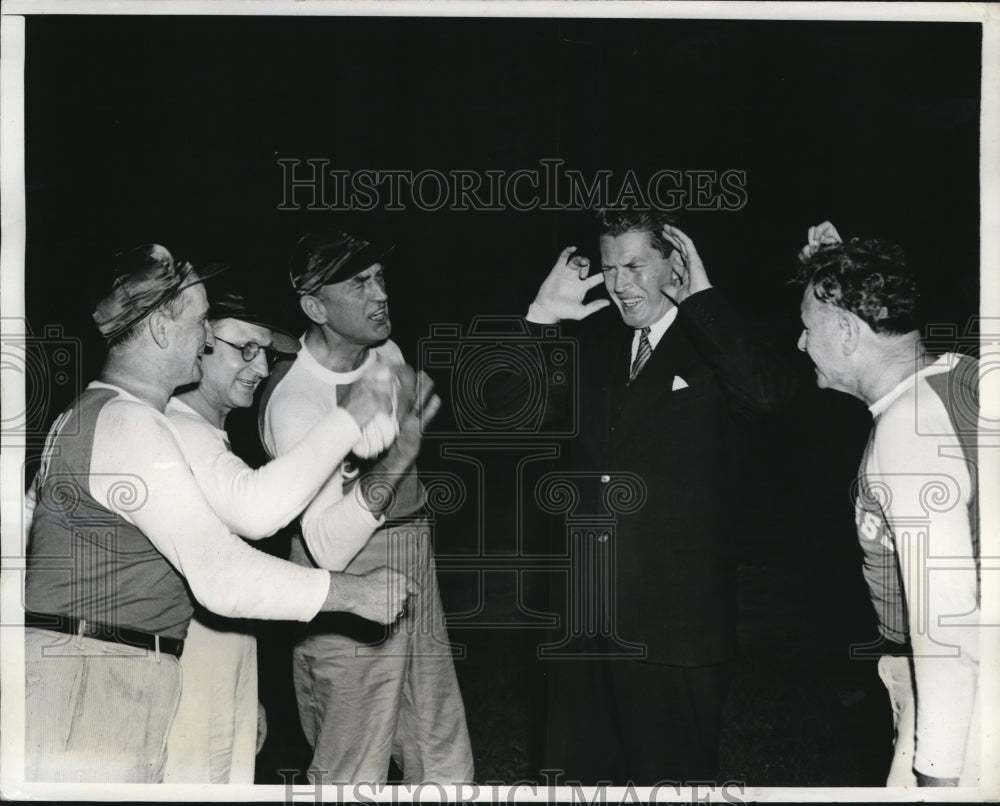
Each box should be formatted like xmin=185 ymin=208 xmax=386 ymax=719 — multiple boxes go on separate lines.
xmin=854 ymin=351 xmax=979 ymax=780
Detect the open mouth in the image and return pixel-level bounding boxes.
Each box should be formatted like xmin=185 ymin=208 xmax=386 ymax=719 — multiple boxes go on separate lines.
xmin=369 ymin=306 xmax=389 ymax=324
xmin=618 ymin=296 xmax=643 ymax=309
xmin=237 ymin=377 xmax=260 ymax=391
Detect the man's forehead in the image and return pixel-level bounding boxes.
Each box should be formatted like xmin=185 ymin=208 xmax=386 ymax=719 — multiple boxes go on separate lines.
xmin=801 ymin=285 xmax=837 ymax=317
xmin=352 ymin=262 xmax=384 ymax=278
xmin=600 ymin=230 xmax=661 ymax=263
xmin=320 ymin=262 xmax=384 ymax=291
xmin=214 ymin=317 xmax=272 ymax=345
xmin=600 ymin=230 xmax=653 ymax=248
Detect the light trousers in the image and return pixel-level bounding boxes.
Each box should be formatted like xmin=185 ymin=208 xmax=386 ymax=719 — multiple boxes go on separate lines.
xmin=164 ymin=611 xmax=258 ymax=783
xmin=25 ymin=627 xmax=182 ymax=783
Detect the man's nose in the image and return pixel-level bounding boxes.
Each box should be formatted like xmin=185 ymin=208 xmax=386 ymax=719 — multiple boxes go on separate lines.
xmin=204 ymin=321 xmax=216 ymax=348
xmin=252 ymin=350 xmax=270 ymax=377
xmin=797 ymin=331 xmax=807 ymax=352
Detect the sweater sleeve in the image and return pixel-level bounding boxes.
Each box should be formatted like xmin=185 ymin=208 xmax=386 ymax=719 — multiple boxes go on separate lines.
xmin=264 ymin=388 xmax=383 ymax=571
xmin=677 ymin=288 xmax=798 ymax=419
xmin=168 ymin=405 xmax=362 ymax=539
xmin=871 ymin=399 xmax=978 ymax=780
xmin=89 ymin=399 xmax=330 ymax=621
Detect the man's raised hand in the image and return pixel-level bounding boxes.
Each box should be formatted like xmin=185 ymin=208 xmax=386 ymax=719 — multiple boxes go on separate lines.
xmin=339 ymin=360 xmax=398 ymax=431
xmin=658 ymin=224 xmax=712 ymax=306
xmin=385 ymin=368 xmax=440 ymax=473
xmin=527 ymin=246 xmax=611 ymax=324
xmin=357 ymin=367 xmax=440 ymax=517
xmin=799 ymin=220 xmax=842 ymax=260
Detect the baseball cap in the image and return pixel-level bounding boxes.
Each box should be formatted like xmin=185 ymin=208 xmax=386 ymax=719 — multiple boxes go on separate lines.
xmin=208 ymin=288 xmax=301 ymax=355
xmin=289 ymin=231 xmax=395 ymax=296
xmin=92 ymin=244 xmax=225 ymax=341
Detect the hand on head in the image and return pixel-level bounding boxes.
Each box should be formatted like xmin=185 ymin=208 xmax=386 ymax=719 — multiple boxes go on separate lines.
xmin=799 ymin=220 xmax=842 ymax=260
xmin=657 ymin=224 xmax=711 ymax=305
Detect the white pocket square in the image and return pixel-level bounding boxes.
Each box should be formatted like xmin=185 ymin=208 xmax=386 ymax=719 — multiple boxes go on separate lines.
xmin=671 ymin=376 xmax=689 ymax=391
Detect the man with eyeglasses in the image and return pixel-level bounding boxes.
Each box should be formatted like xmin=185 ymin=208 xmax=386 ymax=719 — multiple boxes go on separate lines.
xmin=259 ymin=230 xmax=474 ymax=785
xmin=23 ymin=245 xmax=416 ymax=783
xmin=162 ymin=285 xmax=411 ymax=783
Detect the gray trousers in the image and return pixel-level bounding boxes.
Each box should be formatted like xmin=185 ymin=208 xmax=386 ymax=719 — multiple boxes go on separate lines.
xmin=291 ymin=521 xmax=474 ymax=785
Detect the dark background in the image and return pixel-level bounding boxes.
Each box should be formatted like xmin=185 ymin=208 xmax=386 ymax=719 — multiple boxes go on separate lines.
xmin=21 ymin=14 xmax=981 ymax=786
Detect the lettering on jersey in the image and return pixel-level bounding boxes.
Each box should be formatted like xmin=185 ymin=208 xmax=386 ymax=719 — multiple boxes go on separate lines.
xmin=854 ymin=495 xmax=895 ymax=553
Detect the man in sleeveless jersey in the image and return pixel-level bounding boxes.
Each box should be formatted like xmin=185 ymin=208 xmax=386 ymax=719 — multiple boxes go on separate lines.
xmin=23 ymin=244 xmax=414 ymax=783
xmin=796 ymin=222 xmax=981 ymax=786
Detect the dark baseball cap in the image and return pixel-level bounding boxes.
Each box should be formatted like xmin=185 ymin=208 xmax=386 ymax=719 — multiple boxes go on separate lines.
xmin=289 ymin=231 xmax=395 ymax=296
xmin=92 ymin=244 xmax=225 ymax=341
xmin=208 ymin=288 xmax=301 ymax=356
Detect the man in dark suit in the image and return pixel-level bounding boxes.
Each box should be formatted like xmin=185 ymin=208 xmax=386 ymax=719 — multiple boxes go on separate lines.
xmin=512 ymin=209 xmax=797 ymax=785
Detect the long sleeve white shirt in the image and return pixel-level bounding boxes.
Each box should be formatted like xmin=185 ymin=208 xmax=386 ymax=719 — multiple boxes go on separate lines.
xmin=84 ymin=382 xmax=330 ymax=622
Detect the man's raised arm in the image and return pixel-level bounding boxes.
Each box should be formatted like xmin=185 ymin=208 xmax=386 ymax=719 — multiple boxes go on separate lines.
xmin=90 ymin=399 xmax=415 ymax=625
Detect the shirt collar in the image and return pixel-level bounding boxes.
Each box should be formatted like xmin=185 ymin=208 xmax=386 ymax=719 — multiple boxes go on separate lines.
xmin=165 ymin=396 xmax=229 ymax=440
xmin=297 ymin=333 xmax=377 ymax=384
xmin=634 ymin=305 xmax=678 ymax=351
xmin=868 ymin=352 xmax=958 ymax=418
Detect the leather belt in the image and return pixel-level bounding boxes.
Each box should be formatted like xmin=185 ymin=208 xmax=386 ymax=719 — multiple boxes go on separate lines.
xmin=24 ymin=611 xmax=184 ymax=658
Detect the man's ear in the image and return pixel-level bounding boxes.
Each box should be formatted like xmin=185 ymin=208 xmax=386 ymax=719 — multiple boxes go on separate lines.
xmin=665 ymin=248 xmax=688 ymax=287
xmin=838 ymin=311 xmax=860 ymax=356
xmin=300 ymin=294 xmax=327 ymax=325
xmin=148 ymin=310 xmax=170 ymax=349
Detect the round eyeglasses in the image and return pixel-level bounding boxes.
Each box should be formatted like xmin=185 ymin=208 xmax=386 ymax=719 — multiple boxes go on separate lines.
xmin=213 ymin=336 xmax=283 ymax=367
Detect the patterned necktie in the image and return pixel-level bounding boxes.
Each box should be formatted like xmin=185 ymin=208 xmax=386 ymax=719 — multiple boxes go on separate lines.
xmin=629 ymin=327 xmax=652 ymax=383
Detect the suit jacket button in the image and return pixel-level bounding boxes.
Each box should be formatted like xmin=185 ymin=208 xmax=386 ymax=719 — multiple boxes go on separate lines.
xmin=600 ymin=474 xmax=611 ymax=483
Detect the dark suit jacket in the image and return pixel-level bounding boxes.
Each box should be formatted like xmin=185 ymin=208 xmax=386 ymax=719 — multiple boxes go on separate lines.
xmin=501 ymin=288 xmax=797 ymax=666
